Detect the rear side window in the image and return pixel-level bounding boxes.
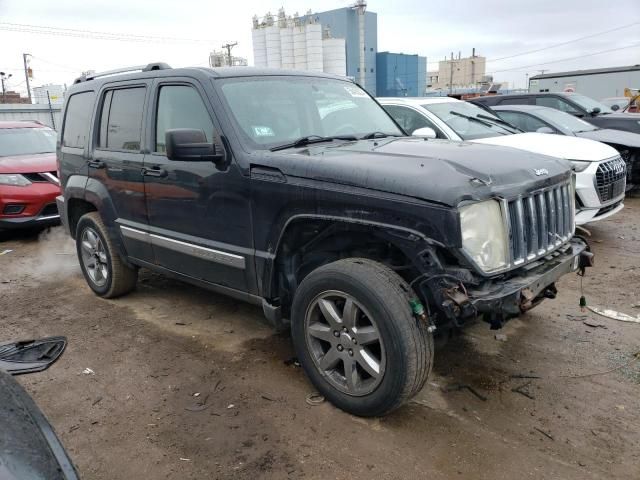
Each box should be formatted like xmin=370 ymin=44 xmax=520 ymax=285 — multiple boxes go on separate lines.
xmin=98 ymin=87 xmax=146 ymax=151
xmin=62 ymin=91 xmax=95 ymax=148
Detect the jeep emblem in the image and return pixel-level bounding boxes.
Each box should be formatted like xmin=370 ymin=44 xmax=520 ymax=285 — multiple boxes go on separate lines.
xmin=534 ymin=168 xmax=549 ymax=176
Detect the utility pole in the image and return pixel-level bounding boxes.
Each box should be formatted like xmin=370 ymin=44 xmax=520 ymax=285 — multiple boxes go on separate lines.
xmin=221 ymin=42 xmax=238 ymax=67
xmin=537 ymin=69 xmax=548 ymax=76
xmin=23 ymin=53 xmax=32 ymax=104
xmin=0 ymin=72 xmax=12 ymax=103
xmin=46 ymin=90 xmax=56 ymax=130
xmin=449 ymin=52 xmax=454 ymax=95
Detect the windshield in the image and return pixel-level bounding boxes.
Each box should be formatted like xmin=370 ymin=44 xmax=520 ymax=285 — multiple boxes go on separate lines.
xmin=566 ymin=93 xmax=613 ymax=114
xmin=219 ymin=76 xmax=403 ymax=149
xmin=0 ymin=127 xmax=57 ymax=157
xmin=421 ymin=101 xmax=515 ymax=140
xmin=535 ymin=108 xmax=598 ymax=133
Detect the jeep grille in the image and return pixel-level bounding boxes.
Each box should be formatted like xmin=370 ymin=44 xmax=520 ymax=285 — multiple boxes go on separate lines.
xmin=506 ymin=181 xmax=573 ymax=266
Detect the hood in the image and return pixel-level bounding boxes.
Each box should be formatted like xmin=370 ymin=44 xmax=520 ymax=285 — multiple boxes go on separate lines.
xmin=0 ymin=152 xmax=57 ymax=174
xmin=576 ymin=128 xmax=640 ymax=149
xmin=471 ymin=132 xmax=619 ymax=162
xmin=263 ymin=138 xmax=571 ymax=207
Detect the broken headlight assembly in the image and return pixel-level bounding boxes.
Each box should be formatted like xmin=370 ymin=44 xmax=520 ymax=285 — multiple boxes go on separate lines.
xmin=459 ymin=199 xmax=508 ymax=274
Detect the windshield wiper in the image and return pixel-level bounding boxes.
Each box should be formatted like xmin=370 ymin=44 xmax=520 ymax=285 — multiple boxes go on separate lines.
xmin=269 ymin=135 xmax=357 ymax=152
xmin=360 ymin=132 xmax=398 ymax=140
xmin=449 ymin=110 xmax=495 ymax=128
xmin=476 ymin=114 xmax=523 ymax=132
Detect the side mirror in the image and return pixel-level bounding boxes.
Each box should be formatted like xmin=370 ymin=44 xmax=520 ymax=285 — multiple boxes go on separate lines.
xmin=590 ymin=107 xmax=601 ymax=116
xmin=412 ymin=127 xmax=437 ymax=139
xmin=536 ymin=126 xmax=554 ymax=134
xmin=165 ymin=129 xmax=224 ymax=163
xmin=610 ymin=104 xmax=620 ymax=111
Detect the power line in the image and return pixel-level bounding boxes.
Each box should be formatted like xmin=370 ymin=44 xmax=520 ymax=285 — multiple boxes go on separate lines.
xmin=486 ymin=21 xmax=640 ymax=63
xmin=0 ymin=22 xmax=216 ymax=44
xmin=486 ymin=43 xmax=640 ymax=75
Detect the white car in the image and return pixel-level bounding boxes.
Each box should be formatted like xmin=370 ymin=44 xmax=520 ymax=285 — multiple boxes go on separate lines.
xmin=379 ymin=97 xmax=626 ymax=225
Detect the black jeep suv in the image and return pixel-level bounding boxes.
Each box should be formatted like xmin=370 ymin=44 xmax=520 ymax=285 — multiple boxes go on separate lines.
xmin=56 ymin=63 xmax=591 ymax=416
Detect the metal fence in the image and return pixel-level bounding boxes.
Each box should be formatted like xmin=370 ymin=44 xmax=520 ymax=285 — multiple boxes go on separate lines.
xmin=0 ymin=104 xmax=62 ymax=130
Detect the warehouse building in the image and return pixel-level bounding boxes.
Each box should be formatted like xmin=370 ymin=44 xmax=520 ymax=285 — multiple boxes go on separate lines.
xmin=429 ymin=50 xmax=486 ymax=90
xmin=529 ymin=65 xmax=640 ymax=99
xmin=376 ymin=52 xmax=427 ymax=97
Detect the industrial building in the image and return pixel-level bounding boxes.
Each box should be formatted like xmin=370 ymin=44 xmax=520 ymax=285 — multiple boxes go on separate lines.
xmin=252 ymin=2 xmax=376 ymax=93
xmin=209 ymin=50 xmax=248 ymax=68
xmin=376 ymin=52 xmax=427 ymax=97
xmin=429 ymin=50 xmax=486 ymax=90
xmin=529 ymin=65 xmax=640 ymax=99
xmin=32 ymin=84 xmax=64 ymax=105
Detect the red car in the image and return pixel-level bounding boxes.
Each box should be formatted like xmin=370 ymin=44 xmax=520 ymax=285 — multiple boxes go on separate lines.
xmin=0 ymin=121 xmax=60 ymax=231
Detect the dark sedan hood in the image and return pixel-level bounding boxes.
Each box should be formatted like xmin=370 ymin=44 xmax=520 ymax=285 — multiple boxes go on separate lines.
xmin=576 ymin=128 xmax=640 ymax=149
xmin=265 ymin=138 xmax=571 ymax=207
xmin=587 ymin=113 xmax=640 ymax=134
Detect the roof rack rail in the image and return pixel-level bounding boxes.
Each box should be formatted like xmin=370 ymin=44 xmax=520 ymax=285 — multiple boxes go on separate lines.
xmin=73 ymin=62 xmax=171 ymax=84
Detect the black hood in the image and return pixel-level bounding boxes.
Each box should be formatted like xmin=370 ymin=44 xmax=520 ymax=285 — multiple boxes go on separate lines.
xmin=264 ymin=138 xmax=571 ymax=207
xmin=586 ymin=113 xmax=640 ymax=134
xmin=576 ymin=128 xmax=640 ymax=149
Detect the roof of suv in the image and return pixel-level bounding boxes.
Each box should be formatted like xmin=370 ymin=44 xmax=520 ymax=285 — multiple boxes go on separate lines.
xmin=71 ymin=63 xmax=351 ymax=89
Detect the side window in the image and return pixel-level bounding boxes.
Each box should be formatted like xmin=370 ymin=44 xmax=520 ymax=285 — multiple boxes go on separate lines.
xmin=383 ymin=105 xmax=443 ymax=137
xmin=535 ymin=96 xmax=579 ymax=114
xmin=155 ymin=85 xmax=214 ymax=153
xmin=98 ymin=87 xmax=146 ymax=151
xmin=62 ymin=91 xmax=95 ymax=148
xmin=497 ymin=97 xmax=528 ymax=106
xmin=497 ymin=111 xmax=550 ymax=132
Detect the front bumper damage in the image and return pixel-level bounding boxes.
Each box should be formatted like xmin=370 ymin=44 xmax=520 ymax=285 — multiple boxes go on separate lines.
xmin=424 ymin=238 xmax=593 ymax=329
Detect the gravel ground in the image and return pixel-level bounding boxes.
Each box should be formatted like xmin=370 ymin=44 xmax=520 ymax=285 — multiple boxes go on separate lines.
xmin=1 ymin=198 xmax=639 ymax=480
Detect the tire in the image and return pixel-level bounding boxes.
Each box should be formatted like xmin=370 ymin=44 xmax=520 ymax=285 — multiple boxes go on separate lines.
xmin=291 ymin=258 xmax=434 ymax=417
xmin=75 ymin=212 xmax=137 ymax=298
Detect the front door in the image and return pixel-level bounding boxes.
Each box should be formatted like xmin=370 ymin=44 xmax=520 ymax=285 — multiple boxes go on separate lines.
xmin=143 ymin=79 xmax=254 ymax=293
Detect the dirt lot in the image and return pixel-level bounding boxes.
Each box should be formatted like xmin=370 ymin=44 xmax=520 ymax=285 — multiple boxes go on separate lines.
xmin=1 ymin=199 xmax=639 ymax=480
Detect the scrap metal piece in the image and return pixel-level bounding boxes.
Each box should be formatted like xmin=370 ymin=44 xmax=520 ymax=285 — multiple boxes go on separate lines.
xmin=587 ymin=306 xmax=640 ymax=324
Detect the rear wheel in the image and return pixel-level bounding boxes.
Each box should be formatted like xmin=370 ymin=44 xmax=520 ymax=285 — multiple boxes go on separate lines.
xmin=291 ymin=258 xmax=433 ymax=416
xmin=76 ymin=212 xmax=137 ymax=298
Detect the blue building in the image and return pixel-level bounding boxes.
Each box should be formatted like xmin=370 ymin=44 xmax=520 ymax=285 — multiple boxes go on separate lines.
xmin=376 ymin=52 xmax=427 ymax=97
xmin=301 ymin=6 xmax=378 ymax=95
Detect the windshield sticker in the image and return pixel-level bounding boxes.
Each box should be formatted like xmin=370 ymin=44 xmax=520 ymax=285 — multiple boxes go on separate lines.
xmin=343 ymin=85 xmax=368 ymax=98
xmin=252 ymin=126 xmax=275 ymax=137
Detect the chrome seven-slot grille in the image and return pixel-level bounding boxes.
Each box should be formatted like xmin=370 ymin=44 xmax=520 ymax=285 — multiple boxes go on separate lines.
xmin=506 ymin=181 xmax=573 ymax=266
xmin=596 ymin=156 xmax=626 ymax=202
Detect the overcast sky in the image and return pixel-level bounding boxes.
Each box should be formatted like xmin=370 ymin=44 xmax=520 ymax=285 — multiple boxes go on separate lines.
xmin=0 ymin=0 xmax=638 ymax=94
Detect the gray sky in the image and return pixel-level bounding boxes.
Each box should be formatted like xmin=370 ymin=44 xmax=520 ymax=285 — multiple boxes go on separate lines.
xmin=0 ymin=0 xmax=638 ymax=94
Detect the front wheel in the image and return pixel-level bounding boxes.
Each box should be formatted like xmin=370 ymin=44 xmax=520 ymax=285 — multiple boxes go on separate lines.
xmin=291 ymin=258 xmax=433 ymax=417
xmin=76 ymin=212 xmax=137 ymax=298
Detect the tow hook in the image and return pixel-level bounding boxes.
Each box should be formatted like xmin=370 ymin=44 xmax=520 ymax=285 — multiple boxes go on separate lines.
xmin=578 ymin=250 xmax=595 ymax=273
xmin=409 ymin=299 xmax=436 ymax=333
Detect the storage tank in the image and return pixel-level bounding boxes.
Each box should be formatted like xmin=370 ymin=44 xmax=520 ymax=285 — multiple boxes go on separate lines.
xmin=322 ymin=38 xmax=346 ymax=76
xmin=293 ymin=25 xmax=307 ymax=70
xmin=305 ymin=23 xmax=323 ymax=72
xmin=252 ymin=27 xmax=267 ymax=68
xmin=265 ymin=25 xmax=282 ymax=68
xmin=280 ymin=26 xmax=294 ymax=69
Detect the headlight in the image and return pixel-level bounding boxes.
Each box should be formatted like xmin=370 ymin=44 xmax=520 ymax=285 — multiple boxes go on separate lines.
xmin=460 ymin=199 xmax=508 ymax=273
xmin=0 ymin=174 xmax=32 ymax=186
xmin=570 ymin=160 xmax=591 ymax=172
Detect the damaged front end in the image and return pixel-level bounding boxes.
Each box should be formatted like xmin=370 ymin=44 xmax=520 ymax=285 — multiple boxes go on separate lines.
xmin=414 ymin=238 xmax=593 ymax=330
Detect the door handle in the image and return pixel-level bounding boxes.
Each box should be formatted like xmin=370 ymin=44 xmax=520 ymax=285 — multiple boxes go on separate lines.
xmin=88 ymin=160 xmax=105 ymax=169
xmin=142 ymin=166 xmax=168 ymax=178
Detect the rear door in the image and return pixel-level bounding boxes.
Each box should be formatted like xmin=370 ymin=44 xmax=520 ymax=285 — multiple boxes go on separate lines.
xmin=142 ymin=78 xmax=254 ymax=292
xmin=59 ymin=90 xmax=96 ymax=187
xmin=91 ymin=82 xmax=153 ymax=261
